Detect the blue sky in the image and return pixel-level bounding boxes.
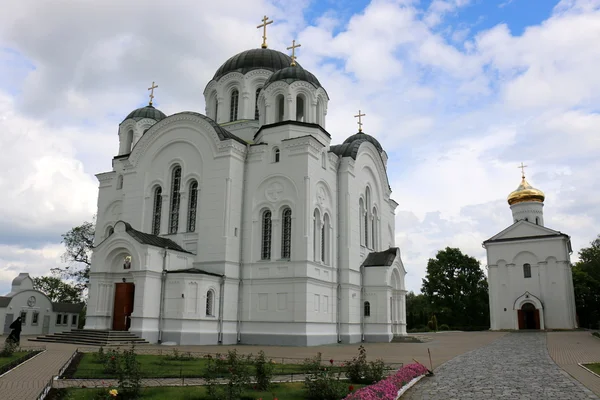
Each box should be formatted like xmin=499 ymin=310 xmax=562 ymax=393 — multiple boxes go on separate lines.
xmin=0 ymin=0 xmax=599 ymax=296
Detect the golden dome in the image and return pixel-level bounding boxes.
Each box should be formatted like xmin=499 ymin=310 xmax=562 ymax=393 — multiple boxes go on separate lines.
xmin=507 ymin=176 xmax=545 ymax=205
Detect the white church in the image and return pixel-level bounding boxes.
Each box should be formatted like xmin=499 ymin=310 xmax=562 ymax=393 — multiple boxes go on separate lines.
xmin=484 ymin=167 xmax=578 ymax=330
xmin=84 ymin=20 xmax=407 ymax=346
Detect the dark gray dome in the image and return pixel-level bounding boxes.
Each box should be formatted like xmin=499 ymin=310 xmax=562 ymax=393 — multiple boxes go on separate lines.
xmin=213 ymin=48 xmax=298 ymax=81
xmin=123 ymin=105 xmax=167 ymax=123
xmin=263 ymin=66 xmax=323 ymax=90
xmin=342 ymin=131 xmax=383 ymax=153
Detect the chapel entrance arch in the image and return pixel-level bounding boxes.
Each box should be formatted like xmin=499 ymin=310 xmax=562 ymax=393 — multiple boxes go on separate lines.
xmin=518 ymin=302 xmax=540 ymax=330
xmin=112 ymin=253 xmax=135 ymax=331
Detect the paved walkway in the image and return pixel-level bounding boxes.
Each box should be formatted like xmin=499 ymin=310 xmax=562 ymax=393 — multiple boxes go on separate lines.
xmin=403 ymin=332 xmax=599 ymax=400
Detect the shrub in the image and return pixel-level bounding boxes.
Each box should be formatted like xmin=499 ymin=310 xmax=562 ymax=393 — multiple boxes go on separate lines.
xmin=205 ymin=349 xmax=252 ymax=400
xmin=253 ymin=350 xmax=274 ymax=390
xmin=439 ymin=324 xmax=450 ymax=331
xmin=345 ymin=345 xmax=387 ymax=384
xmin=303 ymin=352 xmax=348 ymax=400
xmin=93 ymin=347 xmax=107 ymax=364
xmin=428 ymin=315 xmax=438 ymax=332
xmin=0 ymin=341 xmax=17 ymax=357
xmin=103 ymin=349 xmax=120 ymax=375
xmin=117 ymin=346 xmax=141 ymax=399
xmin=344 ymin=363 xmax=429 ymax=400
xmin=165 ymin=348 xmax=194 ymax=361
xmin=593 ymin=332 xmax=600 ymax=339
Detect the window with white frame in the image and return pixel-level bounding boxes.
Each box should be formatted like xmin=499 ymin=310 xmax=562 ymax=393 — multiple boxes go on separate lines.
xmin=152 ymin=186 xmax=162 ymax=235
xmin=261 ymin=210 xmax=272 ymax=260
xmin=322 ymin=214 xmax=330 ymax=265
xmin=230 ymin=89 xmax=239 ymax=121
xmin=169 ymin=166 xmax=182 ymax=233
xmin=359 ymin=198 xmax=365 ymax=246
xmin=372 ymin=207 xmax=378 ymax=250
xmin=313 ymin=209 xmax=321 ymax=261
xmin=206 ymin=290 xmax=214 ymax=316
xmin=523 ymin=263 xmax=532 ymax=278
xmin=20 ymin=311 xmax=27 ymax=325
xmin=255 ymin=88 xmax=261 ymax=120
xmin=281 ymin=208 xmax=292 ymax=259
xmin=116 ymin=175 xmax=123 ymax=190
xmin=187 ymin=180 xmax=198 ymax=232
xmin=273 ymin=147 xmax=280 ymax=163
xmin=32 ymin=311 xmax=39 ymax=325
xmin=364 ymin=301 xmax=371 ymax=317
xmin=56 ymin=314 xmax=62 ymax=325
xmin=62 ymin=314 xmax=68 ymax=325
xmin=72 ymin=315 xmax=77 ymax=326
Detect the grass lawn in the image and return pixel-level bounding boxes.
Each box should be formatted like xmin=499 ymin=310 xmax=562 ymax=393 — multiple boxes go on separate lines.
xmin=584 ymin=363 xmax=600 ymax=375
xmin=63 ymin=382 xmax=363 ymax=399
xmin=0 ymin=351 xmax=30 ymax=369
xmin=73 ymin=353 xmax=337 ymax=379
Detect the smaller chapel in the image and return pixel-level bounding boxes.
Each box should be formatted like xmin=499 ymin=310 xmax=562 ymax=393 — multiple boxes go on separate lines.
xmin=483 ymin=166 xmax=577 ymax=330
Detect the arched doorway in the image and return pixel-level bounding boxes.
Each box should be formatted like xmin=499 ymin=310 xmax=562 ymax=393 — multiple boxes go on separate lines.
xmin=112 ymin=254 xmax=135 ymax=331
xmin=518 ymin=302 xmax=540 ymax=330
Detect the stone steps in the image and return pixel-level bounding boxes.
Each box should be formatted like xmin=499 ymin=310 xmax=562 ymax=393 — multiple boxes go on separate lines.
xmin=30 ymin=329 xmax=149 ymax=346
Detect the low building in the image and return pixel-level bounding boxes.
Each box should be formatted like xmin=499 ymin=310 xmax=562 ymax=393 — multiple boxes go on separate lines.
xmin=0 ymin=273 xmax=84 ymax=336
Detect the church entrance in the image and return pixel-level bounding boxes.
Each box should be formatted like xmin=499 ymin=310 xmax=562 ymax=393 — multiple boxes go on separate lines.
xmin=112 ymin=283 xmax=135 ymax=331
xmin=518 ymin=302 xmax=540 ymax=330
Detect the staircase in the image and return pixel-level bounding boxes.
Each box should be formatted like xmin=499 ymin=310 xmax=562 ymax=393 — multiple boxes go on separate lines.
xmin=30 ymin=329 xmax=149 ymax=346
xmin=392 ymin=334 xmax=433 ymax=343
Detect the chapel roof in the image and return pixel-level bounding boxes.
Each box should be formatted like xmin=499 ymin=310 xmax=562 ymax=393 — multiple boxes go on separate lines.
xmin=167 ymin=268 xmax=224 ymax=278
xmin=121 ymin=221 xmax=193 ymax=254
xmin=507 ymin=175 xmax=545 ymax=206
xmin=53 ymin=302 xmax=85 ymax=313
xmin=174 ymin=112 xmax=247 ymax=145
xmin=0 ymin=296 xmax=10 ymax=307
xmin=212 ymin=48 xmax=298 ymax=82
xmin=263 ymin=65 xmax=324 ymax=92
xmin=122 ymin=104 xmax=167 ymax=124
xmin=342 ymin=131 xmax=383 ymax=153
xmin=362 ymin=247 xmax=400 ymax=267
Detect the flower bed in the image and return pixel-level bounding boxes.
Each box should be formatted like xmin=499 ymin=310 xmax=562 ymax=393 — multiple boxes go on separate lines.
xmin=343 ymin=363 xmax=429 ymax=400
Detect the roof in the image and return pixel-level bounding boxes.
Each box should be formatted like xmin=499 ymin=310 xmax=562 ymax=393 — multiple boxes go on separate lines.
xmin=362 ymin=247 xmax=399 ymax=267
xmin=122 ymin=105 xmax=167 ymax=124
xmin=52 ymin=302 xmax=85 ymax=313
xmin=11 ymin=273 xmax=31 ymax=287
xmin=167 ymin=268 xmax=224 ymax=278
xmin=483 ymin=232 xmax=569 ymax=245
xmin=483 ymin=220 xmax=569 ymax=245
xmin=0 ymin=296 xmax=11 ymax=307
xmin=343 ymin=131 xmax=383 ymax=153
xmin=122 ymin=222 xmax=192 ymax=253
xmin=254 ymin=120 xmax=331 ymax=140
xmin=263 ymin=66 xmax=324 ymax=93
xmin=213 ymin=48 xmax=298 ymax=82
xmin=173 ymin=112 xmax=247 ymax=145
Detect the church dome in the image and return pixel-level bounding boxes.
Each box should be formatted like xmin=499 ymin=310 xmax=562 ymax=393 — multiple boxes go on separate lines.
xmin=122 ymin=105 xmax=167 ymax=123
xmin=343 ymin=131 xmax=383 ymax=153
xmin=213 ymin=48 xmax=298 ymax=82
xmin=263 ymin=65 xmax=323 ymax=90
xmin=507 ymin=176 xmax=545 ymax=205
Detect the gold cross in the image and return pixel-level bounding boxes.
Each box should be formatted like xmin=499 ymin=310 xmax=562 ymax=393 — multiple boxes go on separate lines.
xmin=518 ymin=162 xmax=528 ymax=179
xmin=354 ymin=110 xmax=366 ymax=132
xmin=147 ymin=81 xmax=158 ymax=106
xmin=287 ymin=39 xmax=301 ymax=66
xmin=257 ymin=15 xmax=273 ymax=49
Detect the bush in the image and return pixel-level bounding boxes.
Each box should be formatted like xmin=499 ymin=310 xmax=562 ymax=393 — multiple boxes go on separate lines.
xmin=165 ymin=349 xmax=194 ymax=361
xmin=344 ymin=363 xmax=429 ymax=400
xmin=344 ymin=345 xmax=386 ymax=384
xmin=103 ymin=349 xmax=120 ymax=375
xmin=93 ymin=346 xmax=107 ymax=364
xmin=205 ymin=350 xmax=252 ymax=400
xmin=117 ymin=346 xmax=141 ymax=399
xmin=439 ymin=324 xmax=450 ymax=331
xmin=0 ymin=341 xmax=17 ymax=357
xmin=428 ymin=315 xmax=438 ymax=332
xmin=593 ymin=332 xmax=600 ymax=339
xmin=253 ymin=350 xmax=274 ymax=390
xmin=303 ymin=352 xmax=348 ymax=400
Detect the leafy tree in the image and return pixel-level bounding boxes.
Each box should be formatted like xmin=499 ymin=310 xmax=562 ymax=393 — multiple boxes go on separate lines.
xmin=406 ymin=291 xmax=431 ymax=329
xmin=572 ymin=235 xmax=600 ymax=329
xmin=51 ymin=218 xmax=95 ymax=293
xmin=421 ymin=247 xmax=489 ymax=329
xmin=33 ymin=275 xmax=82 ymax=303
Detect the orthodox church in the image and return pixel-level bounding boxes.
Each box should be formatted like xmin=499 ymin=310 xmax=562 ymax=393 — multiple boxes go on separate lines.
xmin=484 ymin=166 xmax=577 ymax=330
xmin=84 ymin=18 xmax=407 ymax=346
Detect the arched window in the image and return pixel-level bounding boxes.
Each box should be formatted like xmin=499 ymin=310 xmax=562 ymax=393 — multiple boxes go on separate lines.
xmin=206 ymin=290 xmax=214 ymax=316
xmin=276 ymin=94 xmax=284 ymax=122
xmin=359 ymin=198 xmax=365 ymax=247
xmin=322 ymin=214 xmax=330 ymax=265
xmin=255 ymin=88 xmax=261 ymax=120
xmin=364 ymin=301 xmax=371 ymax=317
xmin=281 ymin=208 xmax=292 ymax=259
xmin=365 ymin=188 xmax=371 ymax=248
xmin=523 ymin=263 xmax=532 ymax=278
xmin=125 ymin=130 xmax=133 ymax=152
xmin=169 ymin=166 xmax=182 ymax=234
xmin=535 ymin=217 xmax=540 ymax=225
xmin=152 ymin=186 xmax=162 ymax=235
xmin=316 ymin=99 xmax=323 ymax=126
xmin=372 ymin=207 xmax=378 ymax=250
xmin=116 ymin=175 xmax=123 ymax=190
xmin=273 ymin=147 xmax=280 ymax=163
xmin=230 ymin=89 xmax=239 ymax=122
xmin=296 ymin=95 xmax=305 ymax=122
xmin=313 ymin=209 xmax=321 ymax=261
xmin=261 ymin=210 xmax=272 ymax=260
xmin=187 ymin=180 xmax=198 ymax=232
xmin=321 ymin=152 xmax=326 ymax=169
xmin=215 ymin=99 xmax=219 ymax=122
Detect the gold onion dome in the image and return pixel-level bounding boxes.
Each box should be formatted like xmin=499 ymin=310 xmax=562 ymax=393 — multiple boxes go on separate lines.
xmin=507 ymin=176 xmax=545 ymax=205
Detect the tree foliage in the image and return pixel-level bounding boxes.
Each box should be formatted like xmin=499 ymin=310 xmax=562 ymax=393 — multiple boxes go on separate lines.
xmin=421 ymin=247 xmax=489 ymax=329
xmin=51 ymin=218 xmax=95 ymax=292
xmin=573 ymin=235 xmax=600 ymax=329
xmin=405 ymin=291 xmax=431 ymax=330
xmin=33 ymin=275 xmax=82 ymax=303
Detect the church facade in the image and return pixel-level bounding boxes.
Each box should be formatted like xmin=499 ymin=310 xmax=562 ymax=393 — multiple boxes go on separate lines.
xmin=84 ymin=31 xmax=407 ymax=346
xmin=484 ymin=170 xmax=577 ymax=330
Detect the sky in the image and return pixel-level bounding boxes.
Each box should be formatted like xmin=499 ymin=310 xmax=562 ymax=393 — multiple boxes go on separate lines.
xmin=0 ymin=0 xmax=599 ymax=295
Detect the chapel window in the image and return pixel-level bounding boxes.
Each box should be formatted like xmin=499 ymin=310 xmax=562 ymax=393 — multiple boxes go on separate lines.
xmin=322 ymin=214 xmax=330 ymax=265
xmin=255 ymin=88 xmax=261 ymax=120
xmin=125 ymin=130 xmax=133 ymax=152
xmin=187 ymin=180 xmax=198 ymax=232
xmin=72 ymin=315 xmax=77 ymax=326
xmin=372 ymin=207 xmax=378 ymax=250
xmin=365 ymin=188 xmax=371 ymax=248
xmin=296 ymin=95 xmax=305 ymax=122
xmin=359 ymin=198 xmax=365 ymax=247
xmin=230 ymin=89 xmax=239 ymax=122
xmin=62 ymin=314 xmax=68 ymax=325
xmin=364 ymin=301 xmax=371 ymax=317
xmin=152 ymin=186 xmax=162 ymax=235
xmin=535 ymin=217 xmax=540 ymax=225
xmin=20 ymin=311 xmax=27 ymax=325
xmin=56 ymin=314 xmax=61 ymax=325
xmin=281 ymin=208 xmax=292 ymax=259
xmin=523 ymin=263 xmax=532 ymax=279
xmin=206 ymin=290 xmax=214 ymax=316
xmin=313 ymin=209 xmax=321 ymax=261
xmin=261 ymin=210 xmax=272 ymax=260
xmin=32 ymin=311 xmax=39 ymax=325
xmin=116 ymin=175 xmax=123 ymax=190
xmin=316 ymin=99 xmax=323 ymax=126
xmin=215 ymin=100 xmax=219 ymax=122
xmin=169 ymin=166 xmax=182 ymax=234
xmin=276 ymin=94 xmax=284 ymax=122
xmin=273 ymin=147 xmax=280 ymax=163
xmin=321 ymin=152 xmax=326 ymax=169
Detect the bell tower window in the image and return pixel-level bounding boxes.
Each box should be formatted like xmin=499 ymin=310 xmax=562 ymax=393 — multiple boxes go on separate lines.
xmin=296 ymin=95 xmax=305 ymax=122
xmin=187 ymin=180 xmax=198 ymax=232
xmin=261 ymin=210 xmax=272 ymax=260
xmin=273 ymin=147 xmax=280 ymax=163
xmin=152 ymin=186 xmax=162 ymax=235
xmin=230 ymin=89 xmax=239 ymax=122
xmin=276 ymin=94 xmax=284 ymax=122
xmin=169 ymin=166 xmax=182 ymax=234
xmin=255 ymin=88 xmax=261 ymax=120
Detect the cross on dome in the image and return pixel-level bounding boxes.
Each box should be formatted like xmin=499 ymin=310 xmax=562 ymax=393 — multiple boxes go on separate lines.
xmin=354 ymin=110 xmax=366 ymax=132
xmin=257 ymin=15 xmax=273 ymax=49
xmin=518 ymin=162 xmax=528 ymax=179
xmin=287 ymin=39 xmax=301 ymax=66
xmin=147 ymin=81 xmax=158 ymax=106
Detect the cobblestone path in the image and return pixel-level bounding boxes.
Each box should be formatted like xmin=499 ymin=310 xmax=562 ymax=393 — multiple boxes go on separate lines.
xmin=403 ymin=332 xmax=599 ymax=400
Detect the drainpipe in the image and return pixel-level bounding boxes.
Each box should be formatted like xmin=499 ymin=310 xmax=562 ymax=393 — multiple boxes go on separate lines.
xmin=236 ymin=144 xmax=250 ymax=343
xmin=218 ymin=275 xmax=225 ymax=343
xmin=336 ymin=162 xmax=342 ymax=343
xmin=360 ymin=265 xmax=365 ymax=342
xmin=157 ymin=247 xmax=168 ymax=344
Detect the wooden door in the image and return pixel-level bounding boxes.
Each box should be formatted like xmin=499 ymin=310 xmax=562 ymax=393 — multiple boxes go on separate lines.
xmin=517 ymin=310 xmax=524 ymax=329
xmin=112 ymin=283 xmax=135 ymax=331
xmin=534 ymin=309 xmax=540 ymax=330
xmin=42 ymin=315 xmax=50 ymax=334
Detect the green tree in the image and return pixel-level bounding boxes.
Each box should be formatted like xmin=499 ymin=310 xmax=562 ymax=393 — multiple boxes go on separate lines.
xmin=51 ymin=218 xmax=95 ymax=292
xmin=572 ymin=235 xmax=600 ymax=329
xmin=33 ymin=275 xmax=82 ymax=303
xmin=406 ymin=291 xmax=431 ymax=329
xmin=421 ymin=247 xmax=489 ymax=329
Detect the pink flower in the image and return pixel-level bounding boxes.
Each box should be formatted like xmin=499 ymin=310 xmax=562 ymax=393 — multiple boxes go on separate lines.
xmin=343 ymin=363 xmax=429 ymax=399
